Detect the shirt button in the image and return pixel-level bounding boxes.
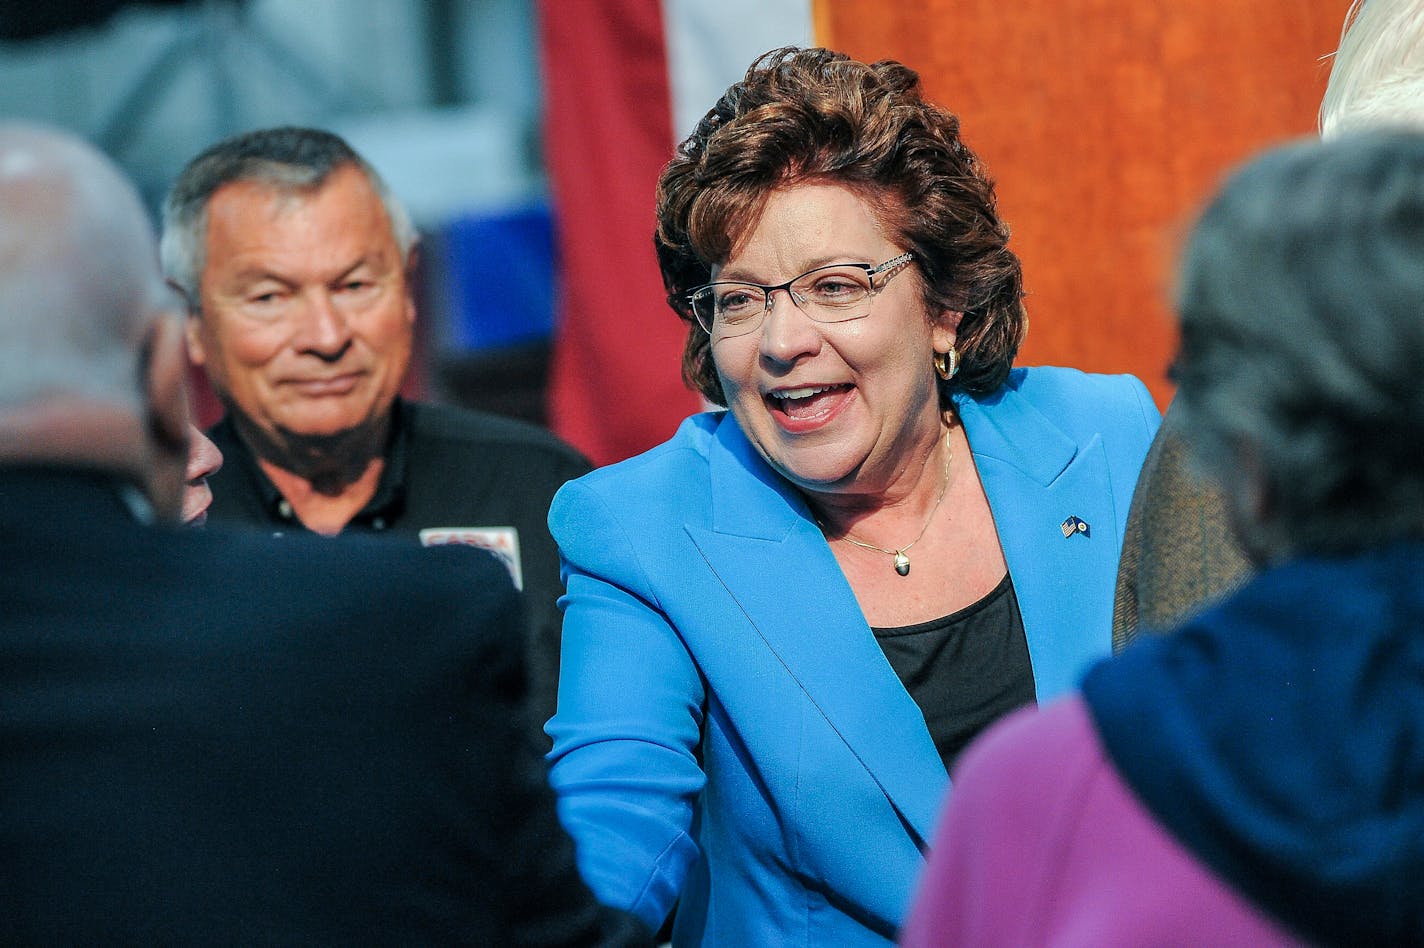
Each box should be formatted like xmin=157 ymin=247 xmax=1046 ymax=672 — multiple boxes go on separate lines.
xmin=371 ymin=517 xmax=387 ymax=531
xmin=277 ymin=499 xmax=293 ymax=520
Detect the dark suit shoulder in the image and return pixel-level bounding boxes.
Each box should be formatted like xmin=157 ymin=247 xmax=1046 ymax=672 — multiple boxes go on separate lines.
xmin=179 ymin=522 xmax=524 ymax=671
xmin=0 ymin=478 xmax=650 ymax=946
xmin=202 ymin=520 xmax=517 ymax=598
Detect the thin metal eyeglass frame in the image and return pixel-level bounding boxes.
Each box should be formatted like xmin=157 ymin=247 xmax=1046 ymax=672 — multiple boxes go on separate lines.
xmin=686 ymin=251 xmax=916 ymax=336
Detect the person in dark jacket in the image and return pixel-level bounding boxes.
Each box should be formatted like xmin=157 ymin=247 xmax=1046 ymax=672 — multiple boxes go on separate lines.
xmin=0 ymin=121 xmax=648 ymax=948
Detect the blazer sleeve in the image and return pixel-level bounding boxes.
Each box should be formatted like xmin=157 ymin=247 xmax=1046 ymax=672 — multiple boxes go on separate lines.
xmin=545 ymin=478 xmax=707 ymax=933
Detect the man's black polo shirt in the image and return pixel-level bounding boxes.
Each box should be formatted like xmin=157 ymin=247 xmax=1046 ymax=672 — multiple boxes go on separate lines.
xmin=205 ymin=398 xmax=592 ymax=735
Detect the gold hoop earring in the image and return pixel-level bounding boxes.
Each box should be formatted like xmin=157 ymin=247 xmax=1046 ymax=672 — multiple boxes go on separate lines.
xmin=933 ymin=346 xmax=959 ymax=381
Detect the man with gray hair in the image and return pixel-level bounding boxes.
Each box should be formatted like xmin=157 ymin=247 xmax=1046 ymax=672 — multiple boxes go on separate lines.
xmin=162 ymin=127 xmax=589 ymax=731
xmin=0 ymin=122 xmax=648 ymax=946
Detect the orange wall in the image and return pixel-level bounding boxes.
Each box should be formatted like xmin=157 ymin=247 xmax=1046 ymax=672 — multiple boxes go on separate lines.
xmin=816 ymin=1 xmax=1350 ymax=406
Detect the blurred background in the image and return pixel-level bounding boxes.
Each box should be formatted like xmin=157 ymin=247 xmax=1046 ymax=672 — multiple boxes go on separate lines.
xmin=0 ymin=0 xmax=1348 ymax=466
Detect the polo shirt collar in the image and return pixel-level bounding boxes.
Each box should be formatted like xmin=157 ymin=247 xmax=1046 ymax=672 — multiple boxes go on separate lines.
xmin=218 ymin=398 xmax=411 ymax=530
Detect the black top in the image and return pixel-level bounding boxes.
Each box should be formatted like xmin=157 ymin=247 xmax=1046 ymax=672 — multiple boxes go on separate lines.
xmin=0 ymin=467 xmax=649 ymax=946
xmin=205 ymin=398 xmax=592 ymax=735
xmin=872 ymin=573 xmax=1036 ymax=774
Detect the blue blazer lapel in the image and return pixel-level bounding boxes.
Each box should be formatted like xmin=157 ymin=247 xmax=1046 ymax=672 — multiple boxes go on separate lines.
xmin=686 ymin=416 xmax=947 ymax=847
xmin=957 ymin=388 xmax=1119 ymax=701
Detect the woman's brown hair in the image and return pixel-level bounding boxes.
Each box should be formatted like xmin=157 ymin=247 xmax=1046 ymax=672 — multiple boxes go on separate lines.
xmin=656 ymin=46 xmax=1026 ymax=406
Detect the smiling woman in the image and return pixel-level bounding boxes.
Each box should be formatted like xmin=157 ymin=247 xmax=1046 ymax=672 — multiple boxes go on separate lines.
xmin=544 ymin=47 xmax=1161 ymax=947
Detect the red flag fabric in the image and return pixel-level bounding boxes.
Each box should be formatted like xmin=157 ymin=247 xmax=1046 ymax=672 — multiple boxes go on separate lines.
xmin=538 ymin=0 xmax=700 ymax=467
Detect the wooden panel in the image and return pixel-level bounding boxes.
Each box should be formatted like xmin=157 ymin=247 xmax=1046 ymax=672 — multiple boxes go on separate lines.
xmin=817 ymin=0 xmax=1349 ymax=405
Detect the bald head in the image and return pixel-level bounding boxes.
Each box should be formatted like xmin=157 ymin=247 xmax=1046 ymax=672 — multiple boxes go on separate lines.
xmin=0 ymin=124 xmax=194 ymax=520
xmin=0 ymin=124 xmax=175 ymax=410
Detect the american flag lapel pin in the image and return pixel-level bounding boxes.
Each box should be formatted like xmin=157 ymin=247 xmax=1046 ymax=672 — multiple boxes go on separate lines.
xmin=1060 ymin=516 xmax=1090 ymax=538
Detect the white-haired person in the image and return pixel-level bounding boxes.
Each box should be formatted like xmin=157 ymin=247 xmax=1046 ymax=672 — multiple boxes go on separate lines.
xmin=903 ymin=129 xmax=1424 ymax=946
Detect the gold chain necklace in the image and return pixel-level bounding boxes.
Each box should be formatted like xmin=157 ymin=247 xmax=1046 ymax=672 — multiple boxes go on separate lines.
xmin=820 ymin=431 xmax=954 ymax=577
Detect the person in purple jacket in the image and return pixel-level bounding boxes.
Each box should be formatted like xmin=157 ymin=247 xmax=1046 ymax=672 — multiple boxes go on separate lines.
xmin=902 ymin=130 xmax=1424 ymax=946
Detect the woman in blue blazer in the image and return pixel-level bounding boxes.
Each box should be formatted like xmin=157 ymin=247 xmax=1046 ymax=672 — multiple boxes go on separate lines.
xmin=546 ymin=49 xmax=1160 ymax=946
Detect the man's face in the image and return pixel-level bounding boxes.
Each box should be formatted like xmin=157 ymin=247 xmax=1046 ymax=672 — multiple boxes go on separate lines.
xmin=187 ymin=164 xmax=415 ymax=451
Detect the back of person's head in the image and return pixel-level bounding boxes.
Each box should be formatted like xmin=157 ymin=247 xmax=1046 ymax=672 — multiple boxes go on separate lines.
xmin=0 ymin=122 xmax=191 ymax=517
xmin=159 ymin=126 xmax=417 ymax=307
xmin=0 ymin=124 xmax=169 ymax=411
xmin=1174 ymin=131 xmax=1424 ymax=562
xmin=655 ymin=46 xmax=1025 ymax=406
xmin=1321 ymin=0 xmax=1424 ymax=139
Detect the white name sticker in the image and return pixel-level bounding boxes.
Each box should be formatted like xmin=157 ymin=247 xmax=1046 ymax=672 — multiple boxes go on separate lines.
xmin=419 ymin=526 xmax=523 ymax=591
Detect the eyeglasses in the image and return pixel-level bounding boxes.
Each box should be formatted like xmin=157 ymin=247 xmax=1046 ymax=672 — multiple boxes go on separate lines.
xmin=685 ymin=252 xmax=915 ymax=338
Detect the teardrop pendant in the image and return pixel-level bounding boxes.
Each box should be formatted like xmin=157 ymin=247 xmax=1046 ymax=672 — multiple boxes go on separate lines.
xmin=893 ymin=551 xmax=911 ymax=576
